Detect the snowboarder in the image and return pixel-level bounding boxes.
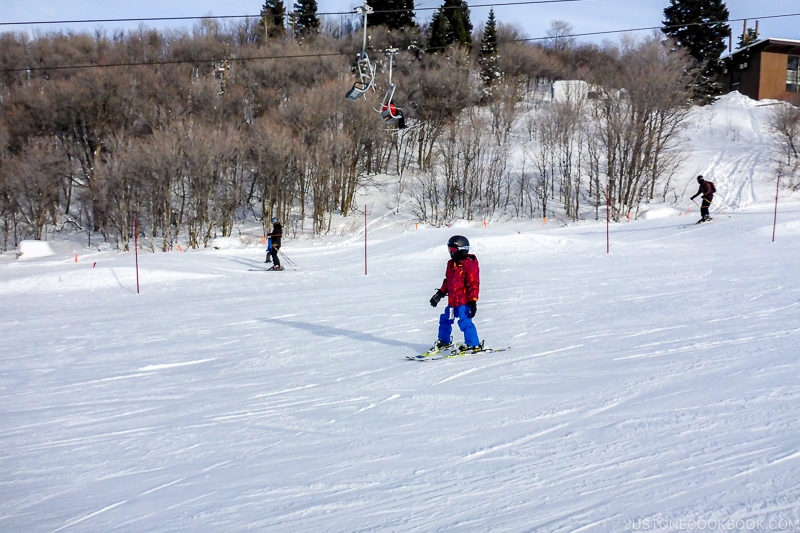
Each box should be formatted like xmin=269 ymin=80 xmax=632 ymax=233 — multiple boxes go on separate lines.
xmin=266 ymin=217 xmax=283 ymax=271
xmin=428 ymin=235 xmax=483 ymax=352
xmin=690 ymin=175 xmax=716 ymax=223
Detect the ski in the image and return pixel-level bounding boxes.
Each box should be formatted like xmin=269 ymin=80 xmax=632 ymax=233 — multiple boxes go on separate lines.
xmin=441 ymin=346 xmax=510 ymax=359
xmin=407 ymin=344 xmax=509 ymax=361
xmin=248 ymin=266 xmax=286 ymax=272
xmin=678 ymin=217 xmax=717 ymax=229
xmin=407 ymin=342 xmax=463 ymax=361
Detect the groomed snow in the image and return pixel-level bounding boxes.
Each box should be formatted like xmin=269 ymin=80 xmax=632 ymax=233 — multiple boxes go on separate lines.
xmin=1 ymin=93 xmax=799 ymax=532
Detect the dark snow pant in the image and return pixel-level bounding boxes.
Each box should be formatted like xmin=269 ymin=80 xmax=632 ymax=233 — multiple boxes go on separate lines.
xmin=269 ymin=246 xmax=281 ymax=267
xmin=701 ymin=195 xmax=713 ymax=220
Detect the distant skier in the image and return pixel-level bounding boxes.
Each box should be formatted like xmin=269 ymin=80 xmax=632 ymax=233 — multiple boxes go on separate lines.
xmin=266 ymin=217 xmax=284 ymax=271
xmin=690 ymin=175 xmax=716 ymax=223
xmin=428 ymin=235 xmax=483 ymax=352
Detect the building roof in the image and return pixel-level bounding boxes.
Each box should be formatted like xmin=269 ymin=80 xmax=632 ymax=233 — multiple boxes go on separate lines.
xmin=729 ymin=38 xmax=800 ymax=58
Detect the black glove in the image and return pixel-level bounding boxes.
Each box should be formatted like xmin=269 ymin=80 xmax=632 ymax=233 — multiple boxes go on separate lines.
xmin=467 ymin=300 xmax=477 ymax=318
xmin=690 ymin=195 xmax=697 ymax=200
xmin=430 ymin=289 xmax=445 ymax=307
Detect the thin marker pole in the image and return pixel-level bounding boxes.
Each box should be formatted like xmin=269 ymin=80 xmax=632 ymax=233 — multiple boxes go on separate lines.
xmin=772 ymin=174 xmax=780 ymax=242
xmin=134 ymin=215 xmax=140 ymax=293
xmin=606 ymin=183 xmax=610 ymax=254
xmin=364 ymin=204 xmax=368 ymax=275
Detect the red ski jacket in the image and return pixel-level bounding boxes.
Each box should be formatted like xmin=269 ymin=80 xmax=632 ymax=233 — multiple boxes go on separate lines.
xmin=439 ymin=255 xmax=480 ymax=308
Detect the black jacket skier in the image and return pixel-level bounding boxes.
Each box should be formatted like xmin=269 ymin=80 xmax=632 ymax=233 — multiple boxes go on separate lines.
xmin=690 ymin=175 xmax=716 ymax=222
xmin=267 ymin=217 xmax=283 ymax=270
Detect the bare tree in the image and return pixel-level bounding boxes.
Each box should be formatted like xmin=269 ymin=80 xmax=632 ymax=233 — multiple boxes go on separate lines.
xmin=545 ymin=20 xmax=576 ymax=52
xmin=0 ymin=20 xmax=711 ymax=247
xmin=771 ymin=99 xmax=800 ymax=190
xmin=585 ymin=36 xmax=693 ymax=221
xmin=493 ymin=37 xmax=564 ymax=96
xmin=0 ymin=122 xmax=15 ymax=250
xmin=6 ymin=136 xmax=68 ymax=240
xmin=405 ymin=48 xmax=479 ymax=169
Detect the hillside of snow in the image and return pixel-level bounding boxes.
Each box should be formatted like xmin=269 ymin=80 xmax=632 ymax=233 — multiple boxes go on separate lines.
xmin=1 ymin=93 xmax=799 ymax=532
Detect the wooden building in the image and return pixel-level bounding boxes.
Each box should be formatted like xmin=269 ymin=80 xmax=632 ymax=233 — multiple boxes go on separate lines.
xmin=725 ymin=38 xmax=800 ymax=101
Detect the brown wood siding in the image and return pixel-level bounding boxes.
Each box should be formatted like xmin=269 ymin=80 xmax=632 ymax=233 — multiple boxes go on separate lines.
xmin=725 ymin=40 xmax=800 ymax=100
xmin=759 ymin=52 xmax=789 ymax=99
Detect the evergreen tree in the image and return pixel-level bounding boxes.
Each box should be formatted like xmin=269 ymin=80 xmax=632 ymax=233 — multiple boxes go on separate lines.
xmin=736 ymin=26 xmax=759 ymax=49
xmin=479 ymin=9 xmax=500 ymax=86
xmin=259 ymin=0 xmax=286 ymax=40
xmin=427 ymin=9 xmax=451 ymax=52
xmin=294 ymin=0 xmax=320 ymax=36
xmin=427 ymin=0 xmax=472 ymax=52
xmin=662 ymin=0 xmax=730 ymax=102
xmin=369 ymin=0 xmax=416 ymax=30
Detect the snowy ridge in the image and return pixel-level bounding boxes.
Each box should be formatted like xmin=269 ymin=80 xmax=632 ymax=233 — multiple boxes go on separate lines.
xmin=1 ymin=93 xmax=799 ymax=532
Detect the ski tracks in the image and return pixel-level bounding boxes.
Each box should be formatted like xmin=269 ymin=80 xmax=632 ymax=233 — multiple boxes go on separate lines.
xmin=431 ymin=344 xmax=583 ymax=385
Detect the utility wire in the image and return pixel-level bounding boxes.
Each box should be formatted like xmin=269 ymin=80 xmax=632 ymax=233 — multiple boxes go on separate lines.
xmin=517 ymin=13 xmax=800 ymax=43
xmin=2 ymin=11 xmax=799 ymax=74
xmin=1 ymin=52 xmax=347 ymax=73
xmin=0 ymin=0 xmax=587 ymax=27
xmin=1 ymin=1 xmax=797 ymax=32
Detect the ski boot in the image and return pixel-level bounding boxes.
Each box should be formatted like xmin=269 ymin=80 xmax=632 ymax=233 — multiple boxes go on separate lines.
xmin=458 ymin=340 xmax=485 ymax=353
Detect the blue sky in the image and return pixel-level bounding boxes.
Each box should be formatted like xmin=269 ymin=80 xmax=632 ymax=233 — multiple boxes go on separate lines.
xmin=0 ymin=0 xmax=798 ymax=46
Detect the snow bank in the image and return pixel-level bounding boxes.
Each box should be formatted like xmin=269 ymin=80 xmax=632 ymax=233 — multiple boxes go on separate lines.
xmin=211 ymin=236 xmax=245 ymax=250
xmin=17 ymin=240 xmax=54 ymax=259
xmin=640 ymin=207 xmax=683 ymax=220
xmin=553 ymin=80 xmax=590 ymax=102
xmin=0 ymin=267 xmax=219 ymax=295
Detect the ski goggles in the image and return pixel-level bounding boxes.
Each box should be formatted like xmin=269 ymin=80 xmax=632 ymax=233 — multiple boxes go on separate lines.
xmin=448 ymin=245 xmax=469 ymax=253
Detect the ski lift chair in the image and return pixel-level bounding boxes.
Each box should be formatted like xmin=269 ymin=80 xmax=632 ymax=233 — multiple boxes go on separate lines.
xmin=345 ymin=5 xmax=375 ymax=101
xmin=380 ymin=85 xmax=404 ymax=124
xmin=378 ymin=50 xmax=406 ymax=128
xmin=346 ymin=52 xmax=375 ymax=100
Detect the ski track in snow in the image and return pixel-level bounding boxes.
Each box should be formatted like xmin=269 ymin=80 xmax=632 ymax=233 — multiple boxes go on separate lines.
xmin=1 ymin=94 xmax=800 ymax=532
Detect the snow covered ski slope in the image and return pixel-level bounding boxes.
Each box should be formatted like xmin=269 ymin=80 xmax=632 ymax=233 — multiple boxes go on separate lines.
xmin=2 ymin=200 xmax=800 ymax=532
xmin=1 ymin=93 xmax=799 ymax=531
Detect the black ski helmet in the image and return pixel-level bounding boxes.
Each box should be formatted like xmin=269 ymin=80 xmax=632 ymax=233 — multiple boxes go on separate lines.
xmin=697 ymin=175 xmax=704 ymax=183
xmin=447 ymin=235 xmax=470 ymax=260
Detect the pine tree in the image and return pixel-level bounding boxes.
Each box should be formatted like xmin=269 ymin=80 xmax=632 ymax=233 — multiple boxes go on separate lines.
xmin=294 ymin=0 xmax=320 ymax=37
xmin=479 ymin=9 xmax=500 ymax=86
xmin=736 ymin=27 xmax=759 ymax=49
xmin=446 ymin=0 xmax=473 ymax=48
xmin=369 ymin=0 xmax=416 ymax=30
xmin=427 ymin=9 xmax=450 ymax=52
xmin=427 ymin=0 xmax=473 ymax=52
xmin=662 ymin=0 xmax=730 ymax=103
xmin=259 ymin=0 xmax=286 ymax=40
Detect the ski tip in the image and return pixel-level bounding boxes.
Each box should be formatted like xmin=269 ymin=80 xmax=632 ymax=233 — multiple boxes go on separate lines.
xmin=407 ymin=354 xmax=440 ymax=361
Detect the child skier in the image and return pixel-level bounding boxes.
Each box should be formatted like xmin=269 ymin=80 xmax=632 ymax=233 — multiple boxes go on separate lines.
xmin=428 ymin=235 xmax=483 ymax=352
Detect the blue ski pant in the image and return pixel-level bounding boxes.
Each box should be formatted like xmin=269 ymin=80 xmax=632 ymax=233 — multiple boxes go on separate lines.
xmin=438 ymin=305 xmax=480 ymax=347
